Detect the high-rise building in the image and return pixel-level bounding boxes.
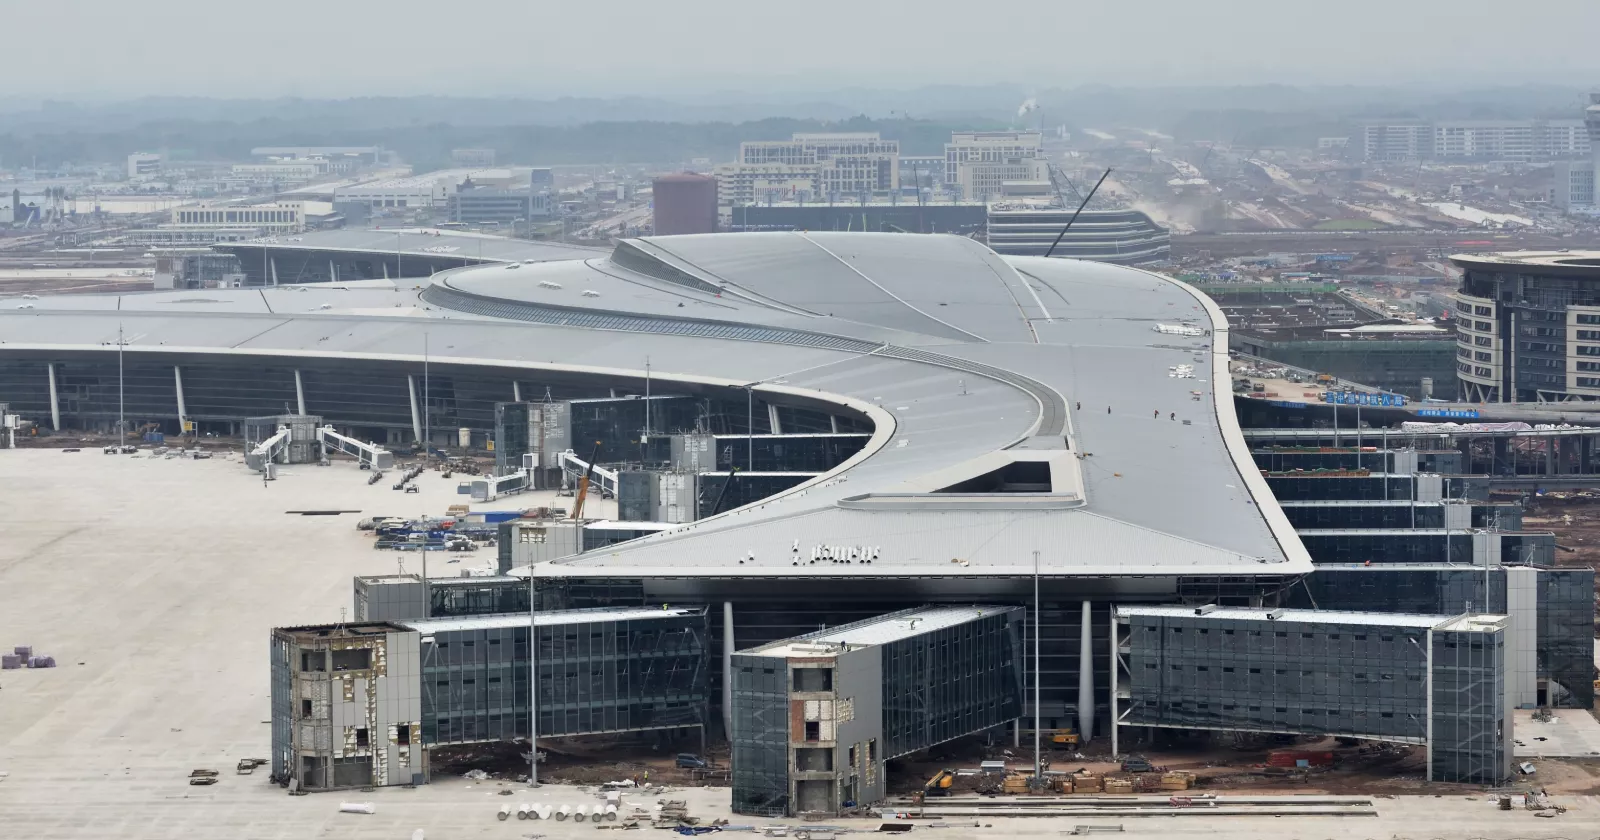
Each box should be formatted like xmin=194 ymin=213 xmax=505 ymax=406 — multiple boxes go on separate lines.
xmin=944 ymin=131 xmax=1045 ymax=201
xmin=1362 ymin=123 xmax=1434 ymax=161
xmin=1451 ymin=251 xmax=1600 ymax=402
xmin=714 ymin=133 xmax=900 ymax=216
xmin=652 ymin=173 xmax=718 ymax=235
xmin=127 ymin=152 xmax=162 ymax=179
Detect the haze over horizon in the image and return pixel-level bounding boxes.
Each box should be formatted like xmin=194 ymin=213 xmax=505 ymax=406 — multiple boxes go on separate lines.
xmin=5 ymin=0 xmax=1600 ymax=100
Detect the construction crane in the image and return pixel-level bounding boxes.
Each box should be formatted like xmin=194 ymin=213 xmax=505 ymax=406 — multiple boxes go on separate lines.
xmin=569 ymin=441 xmax=602 ymax=520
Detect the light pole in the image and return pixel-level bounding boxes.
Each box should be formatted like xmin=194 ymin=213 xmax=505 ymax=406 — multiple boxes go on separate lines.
xmin=117 ymin=323 xmax=125 ymax=440
xmin=423 ymin=332 xmax=430 ymax=457
xmin=529 ymin=570 xmax=539 ymax=786
xmin=1032 ymin=549 xmax=1042 ymax=782
xmin=747 ymin=385 xmax=754 ymax=472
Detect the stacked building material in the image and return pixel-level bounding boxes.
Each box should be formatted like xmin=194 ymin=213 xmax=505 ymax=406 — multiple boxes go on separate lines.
xmin=1 ymin=654 xmax=20 ymax=669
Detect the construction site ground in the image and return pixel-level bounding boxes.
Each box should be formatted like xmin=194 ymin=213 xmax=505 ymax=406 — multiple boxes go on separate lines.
xmin=1522 ymin=493 xmax=1600 ymax=625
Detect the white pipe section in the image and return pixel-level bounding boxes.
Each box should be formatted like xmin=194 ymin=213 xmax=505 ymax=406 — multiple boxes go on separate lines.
xmin=407 ymin=375 xmax=424 ymax=443
xmin=329 ymin=260 xmax=338 ymax=283
xmin=173 ymin=366 xmax=188 ymax=433
xmin=767 ymin=403 xmax=782 ymax=435
xmin=46 ymin=362 xmax=60 ymax=431
xmin=513 ymin=380 xmax=522 ymax=402
xmin=1078 ymin=600 xmax=1094 ymax=743
xmin=295 ymin=369 xmax=307 ymax=416
xmin=270 ymin=256 xmax=279 ymax=286
xmin=498 ymin=805 xmax=512 ymax=821
xmin=723 ymin=602 xmax=735 ymax=739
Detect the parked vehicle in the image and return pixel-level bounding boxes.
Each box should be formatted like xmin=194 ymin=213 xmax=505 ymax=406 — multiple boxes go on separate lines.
xmin=675 ymin=753 xmax=708 ymax=769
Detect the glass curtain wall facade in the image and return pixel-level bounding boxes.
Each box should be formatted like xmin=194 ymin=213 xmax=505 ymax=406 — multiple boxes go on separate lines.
xmin=415 ymin=608 xmax=709 ymax=746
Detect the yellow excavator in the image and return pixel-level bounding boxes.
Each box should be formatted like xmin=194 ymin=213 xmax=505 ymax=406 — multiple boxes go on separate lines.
xmin=1048 ymin=728 xmax=1080 ymax=747
xmin=569 ymin=441 xmax=602 ymax=520
xmin=918 ymin=769 xmax=954 ymax=801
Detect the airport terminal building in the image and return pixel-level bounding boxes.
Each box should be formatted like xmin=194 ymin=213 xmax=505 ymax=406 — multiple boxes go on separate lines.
xmin=1 ymin=229 xmax=1587 ymax=797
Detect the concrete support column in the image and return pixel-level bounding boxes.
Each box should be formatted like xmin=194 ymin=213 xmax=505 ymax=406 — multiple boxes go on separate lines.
xmin=1108 ymin=607 xmax=1119 ymax=758
xmin=294 ymin=370 xmax=307 ymax=416
xmin=407 ymin=375 xmax=424 ymax=443
xmin=722 ymin=602 xmax=735 ymax=739
xmin=1546 ymin=438 xmax=1555 ymax=476
xmin=513 ymin=381 xmax=522 ymax=403
xmin=767 ymin=403 xmax=782 ymax=435
xmin=173 ymin=366 xmax=188 ymax=433
xmin=46 ymin=362 xmax=60 ymax=431
xmin=269 ymin=256 xmax=280 ymax=286
xmin=329 ymin=260 xmax=338 ymax=283
xmin=829 ymin=415 xmax=839 ymax=434
xmin=1078 ymin=600 xmax=1094 ymax=743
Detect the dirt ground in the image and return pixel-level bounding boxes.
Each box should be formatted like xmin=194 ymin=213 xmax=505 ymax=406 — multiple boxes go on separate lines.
xmin=882 ymin=732 xmax=1600 ymax=797
xmin=430 ymin=732 xmax=729 ymax=788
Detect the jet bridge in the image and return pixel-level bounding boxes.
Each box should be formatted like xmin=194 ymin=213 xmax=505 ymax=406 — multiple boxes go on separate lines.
xmin=559 ymin=449 xmax=619 ymax=497
xmin=244 ymin=415 xmax=393 ymax=473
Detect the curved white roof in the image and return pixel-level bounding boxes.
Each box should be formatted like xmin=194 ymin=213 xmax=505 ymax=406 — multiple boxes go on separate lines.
xmin=0 ymin=230 xmax=1311 ymax=579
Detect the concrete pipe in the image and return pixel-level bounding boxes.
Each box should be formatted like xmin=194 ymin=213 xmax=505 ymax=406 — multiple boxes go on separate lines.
xmin=517 ymin=805 xmax=530 ymax=820
xmin=498 ymin=805 xmax=512 ymax=822
xmin=574 ymin=805 xmax=588 ymax=822
xmin=535 ymin=805 xmax=552 ymax=820
xmin=556 ymin=805 xmax=571 ymax=821
xmin=604 ymin=804 xmax=619 ymax=821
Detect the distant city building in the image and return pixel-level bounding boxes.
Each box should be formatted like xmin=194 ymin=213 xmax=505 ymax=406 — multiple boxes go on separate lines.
xmin=1316 ymin=137 xmax=1350 ymax=149
xmin=715 ymin=133 xmax=899 ymax=215
xmin=652 ymin=173 xmax=718 ymax=235
xmin=334 ymin=169 xmax=516 ymax=211
xmin=127 ymin=152 xmax=162 ymax=179
xmin=251 ymin=146 xmax=385 ymax=171
xmin=1363 ymin=120 xmax=1590 ymax=162
xmin=134 ymin=202 xmax=312 ymax=244
xmin=1361 ymin=123 xmax=1434 ymax=162
xmin=1551 ymin=160 xmax=1595 ymax=210
xmin=898 ymin=155 xmax=944 ymax=188
xmin=450 ymin=148 xmax=496 ymax=167
xmin=530 ymin=168 xmax=555 ymax=192
xmin=944 ymin=131 xmax=1044 ymax=201
xmin=447 ymin=186 xmax=553 ymax=225
xmin=231 ymin=160 xmax=326 ymax=186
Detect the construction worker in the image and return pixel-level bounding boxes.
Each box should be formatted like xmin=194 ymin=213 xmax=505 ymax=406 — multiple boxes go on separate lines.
xmin=1170 ymin=413 xmax=1176 ymax=421
xmin=1153 ymin=410 xmax=1160 ymax=419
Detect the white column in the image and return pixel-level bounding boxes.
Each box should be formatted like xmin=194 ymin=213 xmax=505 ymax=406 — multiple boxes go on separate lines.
xmin=329 ymin=260 xmax=338 ymax=283
xmin=722 ymin=602 xmax=736 ymax=739
xmin=407 ymin=375 xmax=424 ymax=443
xmin=46 ymin=362 xmax=60 ymax=431
xmin=1108 ymin=607 xmax=1119 ymax=758
xmin=173 ymin=366 xmax=188 ymax=433
xmin=382 ymin=261 xmax=390 ymax=280
xmin=513 ymin=381 xmax=522 ymax=402
xmin=1078 ymin=600 xmax=1094 ymax=743
xmin=829 ymin=415 xmax=839 ymax=434
xmin=767 ymin=403 xmax=782 ymax=435
xmin=269 ymin=256 xmax=279 ymax=286
xmin=1424 ymin=628 xmax=1434 ymax=783
xmin=294 ymin=370 xmax=307 ymax=416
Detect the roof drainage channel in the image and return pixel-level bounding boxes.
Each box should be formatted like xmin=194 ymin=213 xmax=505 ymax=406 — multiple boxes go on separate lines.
xmin=875 ymin=345 xmax=1066 ymax=436
xmin=419 ymin=282 xmax=879 ymax=353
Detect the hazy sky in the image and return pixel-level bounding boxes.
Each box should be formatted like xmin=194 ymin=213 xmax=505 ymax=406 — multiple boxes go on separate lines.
xmin=6 ymin=0 xmax=1600 ymax=99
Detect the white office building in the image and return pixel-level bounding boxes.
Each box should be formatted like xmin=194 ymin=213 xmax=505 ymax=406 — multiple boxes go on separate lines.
xmin=714 ymin=133 xmax=900 ymax=220
xmin=1551 ymin=161 xmax=1595 ymax=211
xmin=127 ymin=153 xmax=162 ymax=179
xmin=1365 ymin=120 xmax=1591 ymax=162
xmin=944 ymin=132 xmax=1045 ymax=201
xmin=231 ymin=161 xmax=327 ymax=186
